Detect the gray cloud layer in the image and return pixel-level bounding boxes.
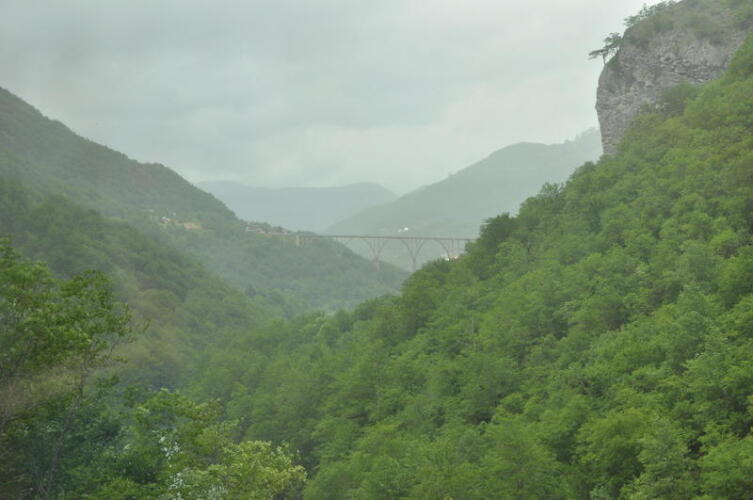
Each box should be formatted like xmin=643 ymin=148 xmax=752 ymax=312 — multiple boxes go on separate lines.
xmin=1 ymin=0 xmax=657 ymax=193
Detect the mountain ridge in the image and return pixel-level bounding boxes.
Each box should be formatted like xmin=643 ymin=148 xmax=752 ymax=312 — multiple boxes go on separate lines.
xmin=0 ymin=85 xmax=407 ymax=310
xmin=327 ymin=129 xmax=602 ymax=268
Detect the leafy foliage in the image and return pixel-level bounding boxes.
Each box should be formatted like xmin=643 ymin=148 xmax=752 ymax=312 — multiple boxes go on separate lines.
xmin=624 ymin=1 xmax=677 ymax=28
xmin=591 ymin=0 xmax=753 ymax=61
xmin=183 ymin=33 xmax=753 ymax=498
xmin=0 ymin=246 xmax=305 ymax=499
xmin=589 ymin=33 xmax=623 ymax=62
xmin=0 ymin=240 xmax=130 ymax=428
xmin=6 ymin=4 xmax=753 ymax=499
xmin=0 ymin=169 xmax=285 ymax=388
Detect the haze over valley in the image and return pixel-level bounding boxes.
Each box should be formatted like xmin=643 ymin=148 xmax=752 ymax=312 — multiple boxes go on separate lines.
xmin=198 ymin=181 xmax=397 ymax=233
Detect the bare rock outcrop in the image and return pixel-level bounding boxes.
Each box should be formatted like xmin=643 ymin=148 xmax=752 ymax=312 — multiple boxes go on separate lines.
xmin=596 ymin=1 xmax=753 ymax=154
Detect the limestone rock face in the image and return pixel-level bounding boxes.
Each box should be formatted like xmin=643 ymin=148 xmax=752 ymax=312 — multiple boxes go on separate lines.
xmin=596 ymin=1 xmax=752 ymax=154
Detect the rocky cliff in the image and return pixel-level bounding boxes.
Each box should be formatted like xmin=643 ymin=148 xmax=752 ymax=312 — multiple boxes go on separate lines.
xmin=596 ymin=0 xmax=753 ymax=154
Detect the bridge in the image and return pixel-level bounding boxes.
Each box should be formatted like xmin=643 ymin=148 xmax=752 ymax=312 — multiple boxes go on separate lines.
xmin=290 ymin=233 xmax=476 ymax=272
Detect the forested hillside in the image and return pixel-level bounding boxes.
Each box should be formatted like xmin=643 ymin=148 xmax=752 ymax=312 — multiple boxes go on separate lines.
xmin=0 ymin=242 xmax=306 ymax=498
xmin=328 ymin=129 xmax=601 ymax=270
xmin=0 ymin=159 xmax=284 ymax=388
xmin=187 ymin=32 xmax=753 ymax=498
xmin=0 ymin=87 xmax=407 ymax=310
xmin=5 ymin=1 xmax=753 ymax=498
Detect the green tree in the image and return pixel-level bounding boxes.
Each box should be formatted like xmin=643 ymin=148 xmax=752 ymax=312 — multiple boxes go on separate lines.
xmin=0 ymin=239 xmax=131 ymax=498
xmin=481 ymin=417 xmax=567 ymax=499
xmin=589 ymin=33 xmax=623 ymax=63
xmin=0 ymin=239 xmax=130 ymax=431
xmin=105 ymin=389 xmax=306 ymax=499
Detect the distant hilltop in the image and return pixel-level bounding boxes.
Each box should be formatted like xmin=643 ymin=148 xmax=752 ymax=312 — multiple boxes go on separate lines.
xmin=327 ymin=129 xmax=602 ymax=270
xmin=596 ymin=0 xmax=753 ymax=154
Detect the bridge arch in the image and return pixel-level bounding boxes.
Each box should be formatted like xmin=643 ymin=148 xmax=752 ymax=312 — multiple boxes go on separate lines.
xmin=277 ymin=233 xmax=475 ymax=272
xmin=326 ymin=234 xmax=474 ymax=272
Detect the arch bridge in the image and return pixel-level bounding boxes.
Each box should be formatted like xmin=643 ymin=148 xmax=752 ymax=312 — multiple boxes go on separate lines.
xmin=291 ymin=233 xmax=475 ymax=272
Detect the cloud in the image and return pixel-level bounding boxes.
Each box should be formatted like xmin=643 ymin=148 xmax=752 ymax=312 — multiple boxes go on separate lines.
xmin=0 ymin=0 xmax=659 ymax=192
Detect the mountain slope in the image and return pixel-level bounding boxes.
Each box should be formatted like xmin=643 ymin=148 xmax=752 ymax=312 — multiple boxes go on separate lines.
xmin=190 ymin=26 xmax=753 ymax=500
xmin=0 ymin=152 xmax=274 ymax=387
xmin=197 ymin=181 xmax=397 ymax=232
xmin=0 ymin=172 xmax=310 ymax=498
xmin=328 ymin=129 xmax=602 ymax=269
xmin=0 ymin=87 xmax=407 ymax=309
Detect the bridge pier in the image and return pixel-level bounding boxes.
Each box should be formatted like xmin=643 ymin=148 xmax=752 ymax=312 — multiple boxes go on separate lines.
xmin=399 ymin=237 xmax=428 ymax=272
xmin=363 ymin=237 xmax=389 ymax=270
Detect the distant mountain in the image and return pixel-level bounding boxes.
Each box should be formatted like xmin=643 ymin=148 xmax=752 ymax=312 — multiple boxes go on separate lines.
xmin=327 ymin=129 xmax=602 ymax=269
xmin=0 ymin=86 xmax=407 ymax=310
xmin=197 ymin=181 xmax=396 ymax=232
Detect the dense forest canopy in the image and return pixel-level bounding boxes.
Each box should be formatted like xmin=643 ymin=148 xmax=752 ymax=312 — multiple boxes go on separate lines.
xmin=190 ymin=32 xmax=753 ymax=498
xmin=0 ymin=243 xmax=305 ymax=498
xmin=4 ymin=1 xmax=753 ymax=498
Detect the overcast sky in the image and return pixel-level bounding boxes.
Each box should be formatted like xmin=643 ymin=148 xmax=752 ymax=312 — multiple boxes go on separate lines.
xmin=0 ymin=0 xmax=659 ymax=194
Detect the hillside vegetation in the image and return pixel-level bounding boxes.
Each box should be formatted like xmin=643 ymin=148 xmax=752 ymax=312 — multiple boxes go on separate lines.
xmin=0 ymin=243 xmax=306 ymax=498
xmin=0 ymin=158 xmax=281 ymax=387
xmin=189 ymin=33 xmax=753 ymax=498
xmin=623 ymin=0 xmax=753 ymax=45
xmin=328 ymin=129 xmax=601 ymax=270
xmin=0 ymin=87 xmax=407 ymax=310
xmin=4 ymin=2 xmax=753 ymax=498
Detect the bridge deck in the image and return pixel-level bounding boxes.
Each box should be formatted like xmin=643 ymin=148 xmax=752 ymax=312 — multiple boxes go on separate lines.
xmin=317 ymin=234 xmax=475 ymax=241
